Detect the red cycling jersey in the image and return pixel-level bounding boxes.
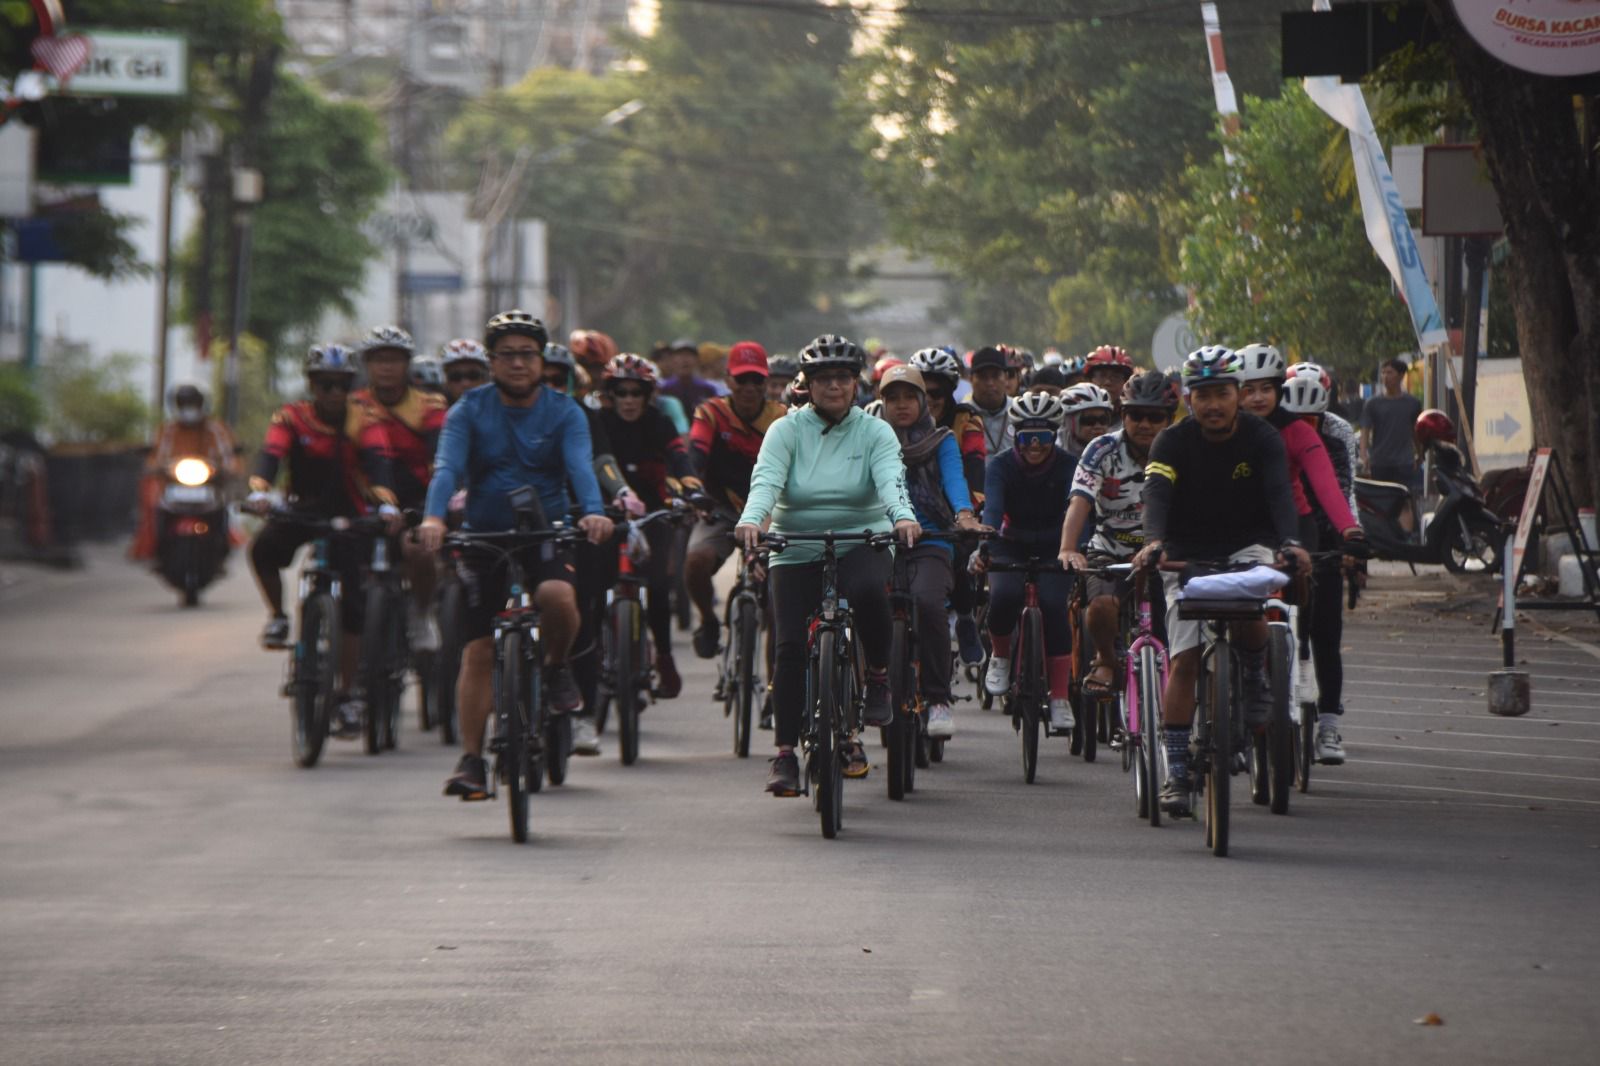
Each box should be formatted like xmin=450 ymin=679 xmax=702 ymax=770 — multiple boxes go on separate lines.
xmin=688 ymin=396 xmax=787 ymax=513
xmin=351 ymin=387 xmax=447 ymax=510
xmin=250 ymin=402 xmax=376 ymax=516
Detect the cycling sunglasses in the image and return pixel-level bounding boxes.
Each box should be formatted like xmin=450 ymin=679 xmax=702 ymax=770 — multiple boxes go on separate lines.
xmin=1076 ymin=413 xmax=1113 ymax=428
xmin=1015 ymin=428 xmax=1055 ymax=449
xmin=610 ymin=386 xmax=650 ymax=399
xmin=310 ymin=377 xmax=353 ymax=394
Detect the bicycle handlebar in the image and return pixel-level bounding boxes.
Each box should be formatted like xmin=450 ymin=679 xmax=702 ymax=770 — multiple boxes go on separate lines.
xmin=266 ymin=509 xmax=420 ymax=535
xmin=761 ymin=530 xmax=897 ymax=554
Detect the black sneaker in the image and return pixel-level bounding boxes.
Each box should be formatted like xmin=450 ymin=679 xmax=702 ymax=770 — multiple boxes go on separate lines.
xmin=693 ymin=620 xmax=721 ymax=660
xmin=863 ymin=673 xmax=892 ymax=728
xmin=1160 ymin=768 xmax=1193 ymax=817
xmin=444 ymin=754 xmax=489 ymax=800
xmin=655 ymin=653 xmax=682 ymax=699
xmin=261 ymin=615 xmax=290 ymax=650
xmin=759 ymin=692 xmax=774 ymax=731
xmin=843 ymin=741 xmax=870 ymax=779
xmin=766 ymin=750 xmax=801 ymax=796
xmin=546 ymin=665 xmax=582 ymax=714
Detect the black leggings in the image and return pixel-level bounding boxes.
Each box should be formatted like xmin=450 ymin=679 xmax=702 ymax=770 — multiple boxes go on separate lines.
xmin=769 ymin=547 xmax=893 ymax=748
xmin=640 ymin=521 xmax=677 ymax=657
xmin=902 ymin=546 xmax=955 ymax=704
xmin=1311 ymin=560 xmax=1345 ymax=716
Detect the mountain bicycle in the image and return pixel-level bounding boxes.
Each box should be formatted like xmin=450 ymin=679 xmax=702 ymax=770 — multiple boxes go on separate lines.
xmin=978 ymin=546 xmax=1071 ymax=785
xmin=714 ymin=543 xmax=769 ymax=759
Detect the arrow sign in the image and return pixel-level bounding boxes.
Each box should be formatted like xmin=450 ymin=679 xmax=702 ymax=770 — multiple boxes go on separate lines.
xmin=1487 ymin=411 xmax=1522 ymax=439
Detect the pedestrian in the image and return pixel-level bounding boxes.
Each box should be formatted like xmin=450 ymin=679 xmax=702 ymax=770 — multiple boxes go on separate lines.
xmin=1359 ymin=357 xmax=1423 ymax=495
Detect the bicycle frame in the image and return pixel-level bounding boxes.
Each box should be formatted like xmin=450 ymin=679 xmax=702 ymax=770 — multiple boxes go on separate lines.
xmin=1120 ymin=573 xmax=1169 ymax=742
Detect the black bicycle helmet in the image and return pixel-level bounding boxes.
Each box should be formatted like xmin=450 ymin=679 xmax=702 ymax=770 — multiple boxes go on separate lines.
xmin=798 ymin=333 xmax=865 ymax=374
xmin=1121 ymin=369 xmax=1181 ymax=411
xmin=484 ymin=309 xmax=549 ymax=349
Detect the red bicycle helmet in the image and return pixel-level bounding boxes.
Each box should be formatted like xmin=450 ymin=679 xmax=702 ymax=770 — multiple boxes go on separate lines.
xmin=1414 ymin=409 xmax=1456 ymax=448
xmin=1085 ymin=344 xmax=1135 ymax=380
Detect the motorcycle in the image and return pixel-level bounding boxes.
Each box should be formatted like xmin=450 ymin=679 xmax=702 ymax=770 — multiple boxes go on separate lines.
xmin=156 ymin=456 xmax=230 ymax=606
xmin=1356 ymin=442 xmax=1508 ymax=574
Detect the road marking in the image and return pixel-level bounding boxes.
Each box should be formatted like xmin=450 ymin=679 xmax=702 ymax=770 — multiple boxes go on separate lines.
xmin=1321 ymin=778 xmax=1600 ymax=807
xmin=1517 ymin=614 xmax=1600 ymax=662
xmin=1347 ymin=757 xmax=1600 ymax=784
xmin=1347 ymin=698 xmax=1600 ymax=721
xmin=1349 ymin=647 xmax=1600 ymax=673
xmin=1352 ymin=741 xmax=1600 ymax=763
xmin=1343 ymin=724 xmax=1600 ymax=745
xmin=1339 ymin=659 xmax=1600 ymax=685
xmin=1344 ymin=681 xmax=1597 ymax=707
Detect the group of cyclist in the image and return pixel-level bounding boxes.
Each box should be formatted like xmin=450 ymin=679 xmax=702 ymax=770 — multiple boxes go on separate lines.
xmin=241 ymin=312 xmax=1367 ymax=821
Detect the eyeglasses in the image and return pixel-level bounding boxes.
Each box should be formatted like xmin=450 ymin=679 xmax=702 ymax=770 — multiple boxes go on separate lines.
xmin=1077 ymin=414 xmax=1113 ymax=428
xmin=1015 ymin=428 xmax=1055 ymax=449
xmin=610 ymin=386 xmax=650 ymax=399
xmin=492 ymin=348 xmax=542 ymax=364
xmin=1123 ymin=409 xmax=1169 ymax=425
xmin=447 ymin=371 xmax=486 ymax=384
xmin=310 ymin=378 xmax=352 ymax=394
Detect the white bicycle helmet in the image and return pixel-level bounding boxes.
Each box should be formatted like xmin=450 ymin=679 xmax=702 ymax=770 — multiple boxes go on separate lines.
xmin=1007 ymin=391 xmax=1066 ymax=427
xmin=863 ymin=398 xmax=885 ymax=419
xmin=409 ymin=355 xmax=444 ymax=389
xmin=909 ymin=347 xmax=963 ymax=387
xmin=359 ymin=325 xmax=414 ymax=358
xmin=440 ymin=338 xmax=490 ymax=368
xmin=1060 ymin=382 xmax=1114 ymax=415
xmin=1282 ymin=363 xmax=1331 ymax=415
xmin=1236 ymin=343 xmax=1286 ymax=382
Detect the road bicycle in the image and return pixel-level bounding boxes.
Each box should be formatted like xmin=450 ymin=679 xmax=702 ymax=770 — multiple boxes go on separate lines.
xmin=978 ymin=546 xmax=1071 ymax=785
xmin=1102 ymin=564 xmax=1170 ymax=825
xmin=597 ymin=503 xmax=692 ymax=767
xmin=445 ymin=510 xmax=584 ymax=844
xmin=763 ymin=530 xmax=894 ymax=839
xmin=270 ymin=510 xmax=395 ymax=768
xmin=714 ymin=542 xmax=769 ymax=759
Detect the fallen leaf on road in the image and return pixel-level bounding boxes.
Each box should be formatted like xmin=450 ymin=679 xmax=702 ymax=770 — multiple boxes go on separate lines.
xmin=862 ymin=948 xmax=872 ymax=954
xmin=436 ymin=945 xmax=457 ymax=951
xmin=1414 ymin=1013 xmax=1444 ymax=1026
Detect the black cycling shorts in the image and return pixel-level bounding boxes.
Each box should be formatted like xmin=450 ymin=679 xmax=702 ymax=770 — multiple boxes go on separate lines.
xmin=455 ymin=544 xmax=577 ymax=643
xmin=250 ymin=521 xmax=367 ymax=632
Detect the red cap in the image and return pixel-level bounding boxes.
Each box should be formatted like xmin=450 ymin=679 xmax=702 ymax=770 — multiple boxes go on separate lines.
xmin=727 ymin=341 xmax=769 ymax=377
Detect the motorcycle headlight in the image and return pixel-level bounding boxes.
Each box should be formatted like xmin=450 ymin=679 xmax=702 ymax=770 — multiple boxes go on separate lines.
xmin=173 ymin=458 xmax=213 ymax=487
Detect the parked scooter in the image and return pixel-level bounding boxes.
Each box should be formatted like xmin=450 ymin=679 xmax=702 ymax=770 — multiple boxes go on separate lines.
xmin=1356 ymin=409 xmax=1508 ymax=574
xmin=156 ymin=456 xmax=231 ymax=606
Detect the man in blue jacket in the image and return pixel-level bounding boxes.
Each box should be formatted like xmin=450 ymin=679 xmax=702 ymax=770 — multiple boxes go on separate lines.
xmin=418 ymin=310 xmax=615 ymax=801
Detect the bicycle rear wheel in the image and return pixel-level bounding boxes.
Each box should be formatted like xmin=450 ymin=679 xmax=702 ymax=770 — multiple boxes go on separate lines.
xmin=886 ymin=619 xmax=912 ymax=801
xmin=383 ymin=593 xmax=405 ymax=750
xmin=1204 ymin=644 xmax=1231 ymax=857
xmin=361 ymin=585 xmax=391 ymax=756
xmin=499 ymin=629 xmax=533 ymax=844
xmin=1268 ymin=626 xmax=1293 ymax=815
xmin=613 ymin=601 xmax=641 ymax=766
xmin=1296 ymin=700 xmax=1316 ymax=792
xmin=732 ymin=597 xmax=758 ymax=758
xmin=292 ymin=592 xmax=337 ymax=768
xmin=813 ymin=628 xmax=842 ymax=839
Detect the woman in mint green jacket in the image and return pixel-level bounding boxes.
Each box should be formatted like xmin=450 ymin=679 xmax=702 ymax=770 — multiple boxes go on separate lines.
xmin=735 ymin=335 xmax=920 ymax=797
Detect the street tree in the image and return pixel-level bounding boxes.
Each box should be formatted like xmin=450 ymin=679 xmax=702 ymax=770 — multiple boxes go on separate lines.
xmin=1178 ymin=85 xmax=1414 ymax=381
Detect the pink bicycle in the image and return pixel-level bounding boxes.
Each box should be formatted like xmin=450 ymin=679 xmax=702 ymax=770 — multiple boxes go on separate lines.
xmin=1105 ymin=563 xmax=1170 ymax=826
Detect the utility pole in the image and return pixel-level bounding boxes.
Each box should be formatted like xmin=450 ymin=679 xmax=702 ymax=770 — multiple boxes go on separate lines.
xmin=393 ymin=4 xmax=419 ymax=332
xmin=222 ymin=44 xmax=280 ymax=428
xmin=152 ymin=140 xmax=178 ymax=415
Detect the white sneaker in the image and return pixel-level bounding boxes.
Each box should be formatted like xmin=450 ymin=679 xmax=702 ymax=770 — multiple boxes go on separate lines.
xmin=572 ymin=717 xmax=602 ymax=756
xmin=1314 ymin=719 xmax=1345 ymax=765
xmin=1049 ymin=698 xmax=1076 ymax=732
xmin=926 ymin=703 xmax=955 ymax=738
xmin=408 ymin=603 xmax=440 ymax=653
xmin=984 ymin=657 xmax=1012 ymax=696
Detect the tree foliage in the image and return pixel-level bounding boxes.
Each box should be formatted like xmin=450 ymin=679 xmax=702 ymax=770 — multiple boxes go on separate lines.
xmin=176 ymin=72 xmax=388 ymax=351
xmin=853 ymin=0 xmax=1294 ymax=355
xmin=443 ymin=1 xmax=872 ymax=349
xmin=1178 ymin=86 xmax=1414 ymax=379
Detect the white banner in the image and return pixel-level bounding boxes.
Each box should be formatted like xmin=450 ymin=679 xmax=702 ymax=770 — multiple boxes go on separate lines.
xmin=65 ymin=31 xmax=188 ymax=97
xmin=1302 ymin=2 xmax=1448 ymax=349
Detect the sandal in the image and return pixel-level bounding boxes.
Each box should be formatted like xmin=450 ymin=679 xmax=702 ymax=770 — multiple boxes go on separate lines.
xmin=1082 ymin=659 xmax=1118 ymax=698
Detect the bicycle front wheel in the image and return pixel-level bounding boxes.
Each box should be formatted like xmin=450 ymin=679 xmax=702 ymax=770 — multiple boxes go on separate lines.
xmin=361 ymin=585 xmax=391 ymax=755
xmin=613 ymin=600 xmax=642 ymax=766
xmin=886 ymin=618 xmax=912 ymax=801
xmin=1205 ymin=645 xmax=1232 ymax=857
xmin=292 ymin=592 xmax=337 ymax=768
xmin=732 ymin=596 xmax=758 ymax=758
xmin=1138 ymin=644 xmax=1163 ymax=827
xmin=1020 ymin=608 xmax=1044 ymax=784
xmin=499 ymin=628 xmax=533 ymax=844
xmin=813 ymin=628 xmax=843 ymax=838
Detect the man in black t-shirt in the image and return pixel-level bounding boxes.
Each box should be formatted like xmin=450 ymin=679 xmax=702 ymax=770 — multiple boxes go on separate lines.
xmin=1133 ymin=346 xmax=1309 ymax=817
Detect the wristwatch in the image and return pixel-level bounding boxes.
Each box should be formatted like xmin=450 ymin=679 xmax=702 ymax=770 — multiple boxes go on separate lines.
xmin=1280 ymin=538 xmax=1305 ymax=553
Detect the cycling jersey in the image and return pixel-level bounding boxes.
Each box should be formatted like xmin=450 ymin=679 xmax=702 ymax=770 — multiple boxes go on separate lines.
xmin=425 ymin=385 xmax=603 ymax=531
xmin=981 ymin=445 xmax=1076 ymax=553
xmin=250 ymin=402 xmax=378 ymax=517
xmin=600 ymin=406 xmax=693 ymax=512
xmin=973 ymin=400 xmax=1013 ymax=456
xmin=1070 ymin=428 xmax=1148 ymax=559
xmin=351 ymin=386 xmax=447 ymax=510
xmin=688 ymin=396 xmax=787 ymax=514
xmin=1142 ymin=413 xmax=1299 ymax=559
xmin=1267 ymin=406 xmax=1357 ymax=531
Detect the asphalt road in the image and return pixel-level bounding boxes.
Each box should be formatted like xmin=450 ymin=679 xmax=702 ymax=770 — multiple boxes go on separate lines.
xmin=2 ymin=549 xmax=1598 ymax=1066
